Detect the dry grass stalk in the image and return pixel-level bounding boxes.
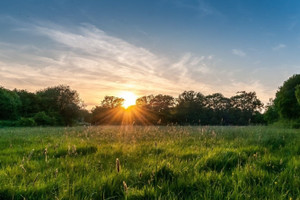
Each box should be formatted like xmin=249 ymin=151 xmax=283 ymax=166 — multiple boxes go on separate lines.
xmin=28 ymin=149 xmax=34 ymax=161
xmin=20 ymin=164 xmax=26 ymax=173
xmin=33 ymin=173 xmax=40 ymax=185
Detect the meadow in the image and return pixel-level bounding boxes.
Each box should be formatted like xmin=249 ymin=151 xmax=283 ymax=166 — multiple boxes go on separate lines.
xmin=0 ymin=126 xmax=299 ymax=200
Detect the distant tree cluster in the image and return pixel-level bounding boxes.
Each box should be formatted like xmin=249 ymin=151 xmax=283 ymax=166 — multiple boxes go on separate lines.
xmin=0 ymin=85 xmax=86 ymax=126
xmin=91 ymin=91 xmax=264 ymax=125
xmin=264 ymin=74 xmax=300 ymax=128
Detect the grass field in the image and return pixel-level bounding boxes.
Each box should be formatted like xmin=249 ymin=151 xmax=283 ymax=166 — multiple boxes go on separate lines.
xmin=0 ymin=126 xmax=299 ymax=200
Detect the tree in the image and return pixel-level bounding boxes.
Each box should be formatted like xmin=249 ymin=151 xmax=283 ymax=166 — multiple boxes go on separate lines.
xmin=14 ymin=89 xmax=39 ymax=117
xmin=37 ymin=85 xmax=83 ymax=125
xmin=230 ymin=91 xmax=263 ymax=125
xmin=206 ymin=93 xmax=229 ymax=110
xmin=176 ymin=91 xmax=206 ymax=124
xmin=0 ymin=87 xmax=21 ymax=120
xmin=91 ymin=96 xmax=125 ymax=125
xmin=150 ymin=94 xmax=175 ymax=113
xmin=101 ymin=96 xmax=124 ymax=108
xmin=136 ymin=95 xmax=154 ymax=109
xmin=264 ymin=98 xmax=279 ymax=124
xmin=205 ymin=93 xmax=230 ymax=125
xmin=230 ymin=91 xmax=263 ymax=112
xmin=274 ymin=74 xmax=300 ymax=119
xmin=296 ymin=85 xmax=300 ymax=105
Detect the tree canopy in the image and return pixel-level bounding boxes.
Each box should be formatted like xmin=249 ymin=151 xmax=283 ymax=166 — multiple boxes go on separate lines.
xmin=37 ymin=85 xmax=83 ymax=125
xmin=274 ymin=74 xmax=300 ymax=119
xmin=91 ymin=90 xmax=265 ymax=126
xmin=0 ymin=87 xmax=21 ymax=120
xmin=0 ymin=85 xmax=84 ymax=126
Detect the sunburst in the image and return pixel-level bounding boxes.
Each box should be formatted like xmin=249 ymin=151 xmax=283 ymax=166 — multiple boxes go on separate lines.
xmin=119 ymin=91 xmax=137 ymax=109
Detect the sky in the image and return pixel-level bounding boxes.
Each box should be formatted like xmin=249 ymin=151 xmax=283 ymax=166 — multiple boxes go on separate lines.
xmin=0 ymin=0 xmax=300 ymax=109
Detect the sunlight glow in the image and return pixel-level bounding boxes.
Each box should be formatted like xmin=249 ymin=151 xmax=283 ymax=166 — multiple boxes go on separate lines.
xmin=119 ymin=91 xmax=137 ymax=109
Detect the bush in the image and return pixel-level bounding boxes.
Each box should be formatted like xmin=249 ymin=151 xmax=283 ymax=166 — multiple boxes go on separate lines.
xmin=273 ymin=119 xmax=300 ymax=129
xmin=33 ymin=112 xmax=56 ymax=126
xmin=291 ymin=119 xmax=300 ymax=129
xmin=16 ymin=117 xmax=36 ymax=127
xmin=0 ymin=120 xmax=16 ymax=127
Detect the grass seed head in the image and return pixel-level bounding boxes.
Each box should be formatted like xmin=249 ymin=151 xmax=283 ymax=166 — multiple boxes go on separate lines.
xmin=68 ymin=145 xmax=71 ymax=155
xmin=116 ymin=158 xmax=120 ymax=173
xmin=72 ymin=145 xmax=77 ymax=154
xmin=44 ymin=148 xmax=48 ymax=162
xmin=123 ymin=181 xmax=128 ymax=192
xmin=55 ymin=168 xmax=58 ymax=178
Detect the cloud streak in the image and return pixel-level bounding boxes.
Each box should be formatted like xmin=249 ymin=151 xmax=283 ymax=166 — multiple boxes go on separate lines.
xmin=272 ymin=44 xmax=286 ymax=51
xmin=0 ymin=21 xmax=281 ymax=108
xmin=232 ymin=49 xmax=246 ymax=57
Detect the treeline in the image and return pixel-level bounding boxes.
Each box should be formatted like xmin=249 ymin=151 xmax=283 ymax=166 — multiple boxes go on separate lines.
xmin=0 ymin=85 xmax=264 ymax=126
xmin=92 ymin=74 xmax=300 ymax=127
xmin=264 ymin=74 xmax=300 ymax=128
xmin=1 ymin=74 xmax=299 ymax=127
xmin=91 ymin=91 xmax=265 ymax=125
xmin=0 ymin=85 xmax=88 ymax=126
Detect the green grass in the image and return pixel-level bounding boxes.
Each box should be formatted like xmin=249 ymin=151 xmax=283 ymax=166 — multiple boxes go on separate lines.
xmin=0 ymin=126 xmax=299 ymax=200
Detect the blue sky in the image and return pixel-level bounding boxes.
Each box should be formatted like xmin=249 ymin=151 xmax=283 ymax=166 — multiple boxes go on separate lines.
xmin=0 ymin=0 xmax=300 ymax=108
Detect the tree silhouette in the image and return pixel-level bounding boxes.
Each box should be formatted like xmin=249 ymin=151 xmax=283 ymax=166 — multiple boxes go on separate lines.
xmin=274 ymin=74 xmax=300 ymax=119
xmin=37 ymin=85 xmax=83 ymax=125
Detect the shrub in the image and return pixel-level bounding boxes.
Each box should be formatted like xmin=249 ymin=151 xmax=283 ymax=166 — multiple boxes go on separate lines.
xmin=0 ymin=120 xmax=16 ymax=127
xmin=33 ymin=112 xmax=56 ymax=126
xmin=16 ymin=117 xmax=36 ymax=127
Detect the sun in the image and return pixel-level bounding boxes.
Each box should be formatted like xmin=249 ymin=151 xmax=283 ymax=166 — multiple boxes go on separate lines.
xmin=119 ymin=91 xmax=137 ymax=109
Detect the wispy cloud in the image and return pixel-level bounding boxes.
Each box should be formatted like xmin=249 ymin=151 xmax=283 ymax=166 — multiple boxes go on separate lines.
xmin=232 ymin=49 xmax=246 ymax=57
xmin=272 ymin=44 xmax=286 ymax=51
xmin=0 ymin=21 xmax=282 ymax=108
xmin=0 ymin=22 xmax=219 ymax=107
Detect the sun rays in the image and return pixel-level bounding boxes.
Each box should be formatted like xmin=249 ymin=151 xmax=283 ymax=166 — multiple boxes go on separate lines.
xmin=92 ymin=91 xmax=161 ymax=125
